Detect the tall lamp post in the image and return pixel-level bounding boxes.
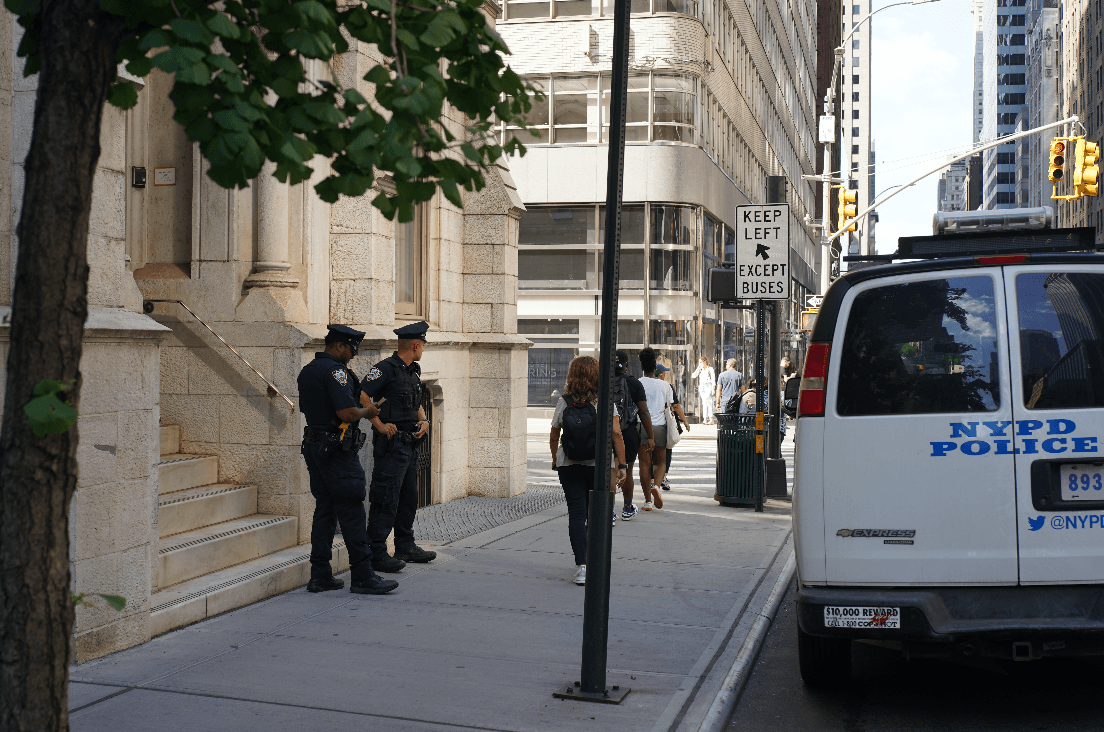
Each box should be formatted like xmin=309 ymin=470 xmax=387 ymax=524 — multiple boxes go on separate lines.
xmin=814 ymin=0 xmax=942 ymax=294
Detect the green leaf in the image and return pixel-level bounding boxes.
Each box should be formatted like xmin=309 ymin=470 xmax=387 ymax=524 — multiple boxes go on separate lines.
xmin=396 ymin=29 xmax=420 ymax=51
xmin=170 ymin=18 xmax=214 ymax=45
xmin=124 ymin=56 xmax=153 ymax=78
xmin=342 ymin=88 xmax=368 ymax=106
xmin=284 ymin=29 xmax=333 ymax=59
xmin=151 ymin=46 xmax=206 ymax=73
xmin=139 ymin=28 xmax=173 ymax=50
xmin=98 ymin=594 xmax=126 ymax=611
xmin=348 ymin=126 xmax=379 ymax=151
xmin=439 ymin=177 xmax=462 ymax=207
xmin=205 ymin=12 xmax=242 ymax=40
xmin=23 ymin=379 xmax=78 ymax=437
xmin=293 ymin=0 xmax=337 ymax=26
xmin=176 ymin=62 xmax=211 ymax=86
xmin=107 ymin=81 xmax=138 ymax=110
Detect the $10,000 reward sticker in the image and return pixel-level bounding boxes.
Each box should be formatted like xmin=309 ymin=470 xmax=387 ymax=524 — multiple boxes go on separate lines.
xmin=823 ymin=606 xmax=900 ymax=629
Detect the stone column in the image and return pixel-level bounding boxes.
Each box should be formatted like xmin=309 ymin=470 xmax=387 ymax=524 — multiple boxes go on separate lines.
xmin=237 ymin=162 xmax=308 ymax=321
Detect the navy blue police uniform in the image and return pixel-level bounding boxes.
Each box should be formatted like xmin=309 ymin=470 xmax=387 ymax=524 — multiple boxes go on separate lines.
xmin=362 ymin=321 xmax=437 ymax=568
xmin=297 ymin=324 xmax=396 ymax=594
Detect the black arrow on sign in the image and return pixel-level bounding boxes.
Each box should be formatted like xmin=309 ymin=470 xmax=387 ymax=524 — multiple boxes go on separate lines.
xmin=755 ymin=243 xmax=770 ymax=260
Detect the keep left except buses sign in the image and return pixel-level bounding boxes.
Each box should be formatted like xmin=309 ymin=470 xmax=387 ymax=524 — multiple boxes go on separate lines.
xmin=736 ymin=204 xmax=790 ymax=300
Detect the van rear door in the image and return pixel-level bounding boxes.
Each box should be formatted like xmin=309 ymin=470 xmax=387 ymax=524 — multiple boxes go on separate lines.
xmin=822 ymin=269 xmax=1019 ymax=585
xmin=1006 ymin=265 xmax=1104 ymax=583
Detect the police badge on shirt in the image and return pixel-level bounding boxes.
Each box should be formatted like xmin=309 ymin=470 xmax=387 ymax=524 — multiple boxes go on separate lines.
xmin=333 ymin=369 xmax=348 ymax=386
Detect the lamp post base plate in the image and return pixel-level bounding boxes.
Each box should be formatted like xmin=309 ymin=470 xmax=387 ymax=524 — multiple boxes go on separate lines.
xmin=553 ymin=682 xmax=631 ymax=704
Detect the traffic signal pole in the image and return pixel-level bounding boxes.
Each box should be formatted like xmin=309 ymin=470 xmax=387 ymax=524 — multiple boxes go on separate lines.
xmin=823 ymin=115 xmax=1082 ymax=247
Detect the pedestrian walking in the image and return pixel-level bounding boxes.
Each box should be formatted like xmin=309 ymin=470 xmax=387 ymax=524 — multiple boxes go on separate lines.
xmin=549 ymin=356 xmax=627 ymax=585
xmin=362 ymin=321 xmax=438 ymax=574
xmin=691 ymin=356 xmax=716 ymax=424
xmin=637 ymin=348 xmax=672 ymax=510
xmin=716 ymin=358 xmax=745 ymax=414
xmin=297 ymin=325 xmax=398 ymax=595
xmin=613 ymin=350 xmax=654 ymax=522
xmin=654 ymin=364 xmax=689 ymax=491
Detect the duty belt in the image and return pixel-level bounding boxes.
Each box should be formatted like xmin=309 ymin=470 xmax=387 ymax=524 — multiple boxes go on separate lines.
xmin=303 ymin=426 xmax=340 ymax=444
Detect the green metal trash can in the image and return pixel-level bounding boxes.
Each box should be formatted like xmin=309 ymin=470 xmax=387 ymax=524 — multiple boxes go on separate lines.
xmin=715 ymin=412 xmax=772 ymax=506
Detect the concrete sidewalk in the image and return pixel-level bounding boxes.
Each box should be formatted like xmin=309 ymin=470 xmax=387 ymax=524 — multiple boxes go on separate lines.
xmin=69 ymin=430 xmax=793 ymax=732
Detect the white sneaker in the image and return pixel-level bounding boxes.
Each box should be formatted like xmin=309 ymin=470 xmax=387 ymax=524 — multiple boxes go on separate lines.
xmin=643 ymin=500 xmax=654 ymax=511
xmin=573 ymin=565 xmax=586 ymax=585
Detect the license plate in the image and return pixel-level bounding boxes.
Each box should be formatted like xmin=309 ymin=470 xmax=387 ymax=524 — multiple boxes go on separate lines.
xmin=1060 ymin=463 xmax=1104 ymax=500
xmin=823 ymin=606 xmax=900 ymax=629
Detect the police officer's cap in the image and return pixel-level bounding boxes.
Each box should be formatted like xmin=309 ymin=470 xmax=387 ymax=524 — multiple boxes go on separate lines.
xmin=394 ymin=321 xmax=429 ymax=342
xmin=326 ymin=324 xmax=366 ymax=344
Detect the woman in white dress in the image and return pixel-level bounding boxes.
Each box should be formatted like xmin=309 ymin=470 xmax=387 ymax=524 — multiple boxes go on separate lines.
xmin=691 ymin=356 xmax=717 ymax=424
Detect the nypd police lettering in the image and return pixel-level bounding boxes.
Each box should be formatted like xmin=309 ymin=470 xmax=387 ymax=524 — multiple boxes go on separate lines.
xmin=930 ymin=419 xmax=1100 ymax=457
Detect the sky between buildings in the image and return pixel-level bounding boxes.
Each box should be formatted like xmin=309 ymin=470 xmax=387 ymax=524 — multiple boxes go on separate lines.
xmin=869 ymin=0 xmax=976 ymax=253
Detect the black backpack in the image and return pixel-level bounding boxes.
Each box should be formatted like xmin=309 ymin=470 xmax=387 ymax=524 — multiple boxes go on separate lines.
xmin=612 ymin=374 xmax=640 ymax=426
xmin=561 ymin=397 xmax=597 ymax=461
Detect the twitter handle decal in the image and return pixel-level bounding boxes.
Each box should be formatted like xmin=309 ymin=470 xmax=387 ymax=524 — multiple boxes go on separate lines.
xmin=1028 ymin=515 xmax=1104 ymax=530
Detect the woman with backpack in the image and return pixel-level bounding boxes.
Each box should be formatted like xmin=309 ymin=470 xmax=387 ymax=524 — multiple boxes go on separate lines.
xmin=549 ymin=356 xmax=628 ymax=586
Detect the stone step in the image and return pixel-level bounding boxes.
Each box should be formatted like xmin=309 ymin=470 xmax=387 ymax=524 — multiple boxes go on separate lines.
xmin=158 ymin=514 xmax=298 ymax=588
xmin=160 ymin=425 xmax=181 ymax=457
xmin=158 ymin=454 xmax=219 ymax=494
xmin=158 ymin=484 xmax=258 ymax=539
xmin=150 ymin=539 xmax=349 ymax=637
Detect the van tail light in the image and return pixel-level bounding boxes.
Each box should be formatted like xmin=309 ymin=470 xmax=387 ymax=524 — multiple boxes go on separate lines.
xmin=798 ymin=342 xmax=831 ymax=417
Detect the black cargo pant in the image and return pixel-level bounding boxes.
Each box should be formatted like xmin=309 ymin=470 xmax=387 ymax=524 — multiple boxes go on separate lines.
xmin=367 ymin=437 xmax=419 ymax=561
xmin=302 ymin=443 xmax=375 ymax=583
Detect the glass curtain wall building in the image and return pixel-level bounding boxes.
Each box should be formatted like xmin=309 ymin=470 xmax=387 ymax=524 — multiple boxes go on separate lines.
xmin=498 ymin=0 xmax=821 ymax=416
xmin=981 ymin=0 xmax=1028 ymax=209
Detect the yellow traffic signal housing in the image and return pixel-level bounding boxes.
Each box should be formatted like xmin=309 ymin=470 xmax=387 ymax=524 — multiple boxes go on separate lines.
xmin=1075 ymin=138 xmax=1100 ymax=197
xmin=1049 ymin=138 xmax=1066 ymax=182
xmin=799 ymin=309 xmax=818 ymax=331
xmin=836 ymin=188 xmax=858 ymax=232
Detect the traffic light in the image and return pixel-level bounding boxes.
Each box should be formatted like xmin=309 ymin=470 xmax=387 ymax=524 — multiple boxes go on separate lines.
xmin=1049 ymin=138 xmax=1066 ymax=182
xmin=1075 ymin=137 xmax=1100 ymax=197
xmin=836 ymin=187 xmax=857 ymax=232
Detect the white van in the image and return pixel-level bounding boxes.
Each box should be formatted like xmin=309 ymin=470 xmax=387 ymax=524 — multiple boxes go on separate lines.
xmin=793 ymin=249 xmax=1104 ymax=686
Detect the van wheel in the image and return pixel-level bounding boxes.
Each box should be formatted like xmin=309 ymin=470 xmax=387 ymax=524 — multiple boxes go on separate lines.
xmin=797 ymin=622 xmax=851 ymax=688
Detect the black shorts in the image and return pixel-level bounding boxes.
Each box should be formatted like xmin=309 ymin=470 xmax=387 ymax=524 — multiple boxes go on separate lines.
xmin=623 ymin=421 xmax=641 ymax=463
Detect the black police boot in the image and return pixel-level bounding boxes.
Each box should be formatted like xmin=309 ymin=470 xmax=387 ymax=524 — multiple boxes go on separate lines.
xmin=307 ymin=575 xmax=344 ymax=593
xmin=395 ymin=544 xmax=437 ymax=563
xmin=372 ymin=555 xmax=407 ymax=573
xmin=350 ymin=575 xmax=399 ymax=595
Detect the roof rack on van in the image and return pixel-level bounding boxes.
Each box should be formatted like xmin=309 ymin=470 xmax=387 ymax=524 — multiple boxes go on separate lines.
xmin=844 ymin=226 xmax=1099 ymax=263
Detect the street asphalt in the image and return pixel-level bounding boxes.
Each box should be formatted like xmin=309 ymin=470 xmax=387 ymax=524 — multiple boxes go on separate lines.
xmin=68 ymin=423 xmax=795 ymax=732
xmin=729 ymin=578 xmax=1104 ymax=732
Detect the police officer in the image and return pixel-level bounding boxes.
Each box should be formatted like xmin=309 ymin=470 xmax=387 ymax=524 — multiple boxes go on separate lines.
xmin=362 ymin=321 xmax=437 ymax=572
xmin=297 ymin=325 xmax=398 ymax=595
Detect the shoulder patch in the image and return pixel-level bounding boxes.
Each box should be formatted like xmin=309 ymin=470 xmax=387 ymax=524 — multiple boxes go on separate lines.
xmin=367 ymin=367 xmax=383 ymax=381
xmin=332 ymin=369 xmax=348 ymax=386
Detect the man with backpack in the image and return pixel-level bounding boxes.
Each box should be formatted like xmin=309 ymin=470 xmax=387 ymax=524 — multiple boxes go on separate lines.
xmin=612 ymin=350 xmax=655 ymax=521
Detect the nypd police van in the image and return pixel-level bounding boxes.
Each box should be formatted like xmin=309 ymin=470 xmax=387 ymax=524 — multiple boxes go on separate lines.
xmin=792 ymin=226 xmax=1104 ymax=686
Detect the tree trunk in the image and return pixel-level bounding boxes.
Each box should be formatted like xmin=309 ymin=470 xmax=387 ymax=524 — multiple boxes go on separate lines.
xmin=0 ymin=1 xmax=124 ymax=729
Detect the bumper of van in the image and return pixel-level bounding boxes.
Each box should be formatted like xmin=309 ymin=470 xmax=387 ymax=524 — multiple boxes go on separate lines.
xmin=797 ymin=584 xmax=1104 ymax=645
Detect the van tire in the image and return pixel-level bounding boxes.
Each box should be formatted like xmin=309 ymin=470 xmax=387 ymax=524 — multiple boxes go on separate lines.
xmin=797 ymin=623 xmax=851 ymax=688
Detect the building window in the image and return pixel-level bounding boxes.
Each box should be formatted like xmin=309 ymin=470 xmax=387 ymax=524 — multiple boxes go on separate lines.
xmin=996 ymin=171 xmax=1017 ymax=184
xmin=852 ymin=110 xmax=860 ymax=119
xmin=998 ymin=73 xmax=1026 ymax=85
xmin=997 ymin=53 xmax=1026 ymax=66
xmin=395 ymin=205 xmax=426 ymax=316
xmin=852 ymin=144 xmax=859 ymax=154
xmin=517 ymin=205 xmax=647 ymax=291
xmin=998 ymin=93 xmax=1026 ymax=105
xmin=852 ymin=75 xmax=860 ymax=84
xmin=852 ymin=126 xmax=860 ymax=137
xmin=996 ymin=12 xmax=1026 ymax=25
xmin=997 ymin=33 xmax=1026 ymax=46
xmin=505 ymin=72 xmax=698 ymax=146
xmin=852 ymin=92 xmax=860 ymax=102
xmin=852 ymin=56 xmax=860 ymax=66
xmin=503 ymin=0 xmax=694 ymax=20
xmin=852 ymin=4 xmax=860 ymax=12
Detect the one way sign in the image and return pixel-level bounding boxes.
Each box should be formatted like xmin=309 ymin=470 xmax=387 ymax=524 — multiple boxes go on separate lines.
xmin=736 ymin=204 xmax=789 ymax=300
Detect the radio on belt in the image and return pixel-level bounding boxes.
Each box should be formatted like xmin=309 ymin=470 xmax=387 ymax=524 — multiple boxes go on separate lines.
xmin=735 ymin=204 xmax=790 ymax=300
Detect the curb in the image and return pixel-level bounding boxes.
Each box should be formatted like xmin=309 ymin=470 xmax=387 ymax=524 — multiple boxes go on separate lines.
xmin=694 ymin=549 xmax=796 ymax=732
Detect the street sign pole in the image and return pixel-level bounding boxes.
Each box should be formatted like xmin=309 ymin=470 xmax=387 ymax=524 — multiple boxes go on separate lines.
xmin=554 ymin=0 xmax=631 ymax=706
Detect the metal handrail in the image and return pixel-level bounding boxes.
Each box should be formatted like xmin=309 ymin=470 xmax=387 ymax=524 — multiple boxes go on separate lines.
xmin=143 ymin=299 xmax=295 ymax=410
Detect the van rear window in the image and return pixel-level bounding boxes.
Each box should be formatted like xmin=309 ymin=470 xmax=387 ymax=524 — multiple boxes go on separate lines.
xmin=1016 ymin=272 xmax=1104 ymax=409
xmin=837 ymin=276 xmax=1001 ymax=416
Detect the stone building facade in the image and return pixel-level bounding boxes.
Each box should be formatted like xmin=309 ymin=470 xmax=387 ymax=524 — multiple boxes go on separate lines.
xmin=0 ymin=3 xmax=528 ymax=662
xmin=1057 ymin=0 xmax=1103 ymax=240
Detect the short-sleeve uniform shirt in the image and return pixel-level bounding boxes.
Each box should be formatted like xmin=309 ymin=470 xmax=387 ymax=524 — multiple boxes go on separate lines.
xmin=298 ymin=352 xmax=359 ymax=427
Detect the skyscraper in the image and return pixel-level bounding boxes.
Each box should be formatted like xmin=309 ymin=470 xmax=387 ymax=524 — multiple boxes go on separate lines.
xmin=980 ymin=0 xmax=1027 ymax=209
xmin=1023 ymin=0 xmax=1059 ymax=208
xmin=842 ymin=0 xmax=873 ymax=255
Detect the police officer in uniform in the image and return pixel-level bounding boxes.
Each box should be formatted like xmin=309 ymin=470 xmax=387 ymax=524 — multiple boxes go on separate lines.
xmin=298 ymin=325 xmax=399 ymax=595
xmin=362 ymin=321 xmax=437 ymax=572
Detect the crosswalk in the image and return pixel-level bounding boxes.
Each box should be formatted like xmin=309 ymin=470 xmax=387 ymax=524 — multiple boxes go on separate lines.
xmin=526 ymin=421 xmax=795 ymax=497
